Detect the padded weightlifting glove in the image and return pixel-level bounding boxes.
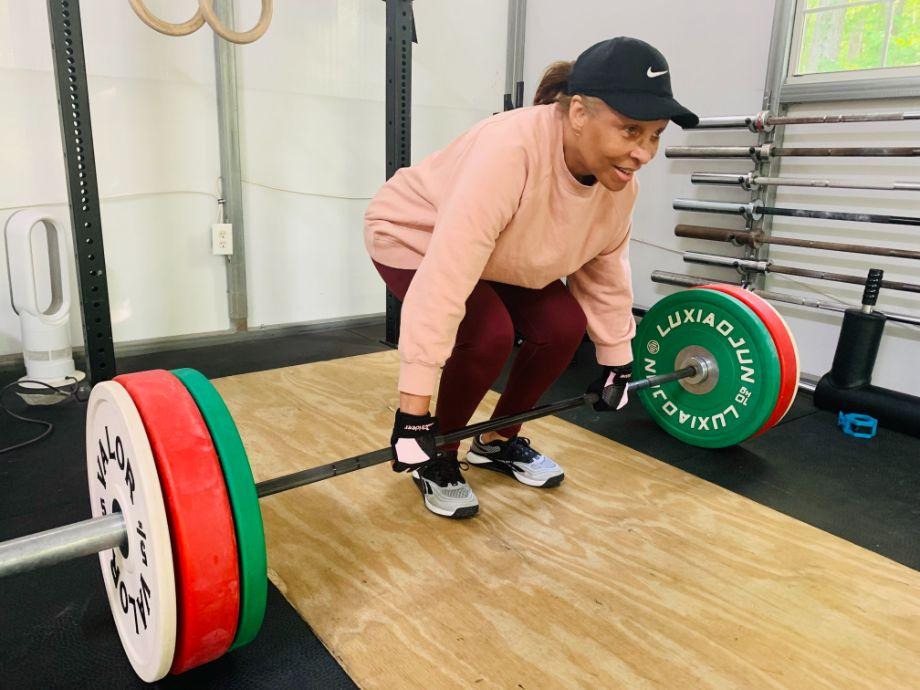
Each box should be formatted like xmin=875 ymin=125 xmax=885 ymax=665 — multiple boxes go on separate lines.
xmin=586 ymin=363 xmax=633 ymax=412
xmin=390 ymin=410 xmax=440 ymax=472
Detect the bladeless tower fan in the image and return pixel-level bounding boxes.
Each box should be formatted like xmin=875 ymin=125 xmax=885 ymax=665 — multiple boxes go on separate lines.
xmin=5 ymin=210 xmax=85 ymax=395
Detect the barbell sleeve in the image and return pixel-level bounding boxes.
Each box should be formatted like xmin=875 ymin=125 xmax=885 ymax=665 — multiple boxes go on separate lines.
xmin=689 ymin=172 xmax=754 ymax=188
xmin=0 ymin=367 xmax=698 ymax=577
xmin=674 ymin=199 xmax=763 ymax=220
xmin=0 ymin=513 xmax=126 ymax=579
xmin=666 ymin=145 xmax=771 ymax=160
xmin=649 ymin=271 xmax=724 ymax=289
xmin=683 ymin=252 xmax=772 ymax=273
xmin=688 ymin=114 xmax=761 ymax=130
xmin=675 ymin=224 xmax=759 ymax=245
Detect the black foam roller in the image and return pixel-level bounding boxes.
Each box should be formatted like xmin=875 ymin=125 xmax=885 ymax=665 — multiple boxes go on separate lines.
xmin=827 ymin=310 xmax=887 ymax=389
xmin=814 ymin=379 xmax=920 ymax=438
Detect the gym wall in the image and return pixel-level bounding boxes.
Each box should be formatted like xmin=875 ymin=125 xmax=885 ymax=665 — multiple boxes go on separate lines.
xmin=234 ymin=0 xmax=506 ymax=328
xmin=0 ymin=1 xmax=506 ymax=355
xmin=0 ymin=0 xmax=229 ymax=354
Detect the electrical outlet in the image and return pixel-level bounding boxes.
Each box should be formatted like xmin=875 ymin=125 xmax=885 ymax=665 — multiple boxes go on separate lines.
xmin=212 ymin=223 xmax=233 ymax=255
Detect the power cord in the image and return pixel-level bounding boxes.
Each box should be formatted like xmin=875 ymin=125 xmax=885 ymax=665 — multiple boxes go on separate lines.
xmin=0 ymin=377 xmax=89 ymax=455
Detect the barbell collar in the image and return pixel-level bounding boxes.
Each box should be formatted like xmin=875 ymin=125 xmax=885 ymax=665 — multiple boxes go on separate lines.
xmin=752 ymin=111 xmax=773 ymax=132
xmin=650 ymin=271 xmax=730 ymax=289
xmin=0 ymin=513 xmax=126 ymax=579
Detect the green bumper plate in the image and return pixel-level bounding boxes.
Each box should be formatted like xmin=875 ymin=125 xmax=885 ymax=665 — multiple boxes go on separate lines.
xmin=632 ymin=289 xmax=780 ymax=448
xmin=172 ymin=368 xmax=266 ymax=650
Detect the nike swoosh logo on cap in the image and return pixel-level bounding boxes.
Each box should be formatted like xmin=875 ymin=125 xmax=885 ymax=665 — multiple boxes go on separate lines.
xmin=647 ymin=67 xmax=668 ymax=78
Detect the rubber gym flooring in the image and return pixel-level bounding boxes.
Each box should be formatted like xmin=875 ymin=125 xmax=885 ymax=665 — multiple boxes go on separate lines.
xmin=1 ymin=318 xmax=918 ymax=687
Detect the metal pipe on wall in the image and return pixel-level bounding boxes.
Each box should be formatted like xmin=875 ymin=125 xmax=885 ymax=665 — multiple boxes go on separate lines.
xmin=213 ymin=0 xmax=249 ymax=332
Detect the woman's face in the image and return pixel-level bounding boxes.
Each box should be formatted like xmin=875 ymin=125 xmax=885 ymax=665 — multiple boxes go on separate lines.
xmin=567 ymin=97 xmax=668 ymax=192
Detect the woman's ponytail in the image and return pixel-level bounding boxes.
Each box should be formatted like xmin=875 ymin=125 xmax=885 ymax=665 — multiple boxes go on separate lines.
xmin=533 ymin=60 xmax=574 ymax=106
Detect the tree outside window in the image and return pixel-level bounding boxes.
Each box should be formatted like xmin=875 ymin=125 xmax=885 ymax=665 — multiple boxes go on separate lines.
xmin=796 ymin=0 xmax=919 ymax=75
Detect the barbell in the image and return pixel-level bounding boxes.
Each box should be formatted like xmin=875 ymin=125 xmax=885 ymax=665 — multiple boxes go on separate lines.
xmin=0 ymin=286 xmax=799 ymax=681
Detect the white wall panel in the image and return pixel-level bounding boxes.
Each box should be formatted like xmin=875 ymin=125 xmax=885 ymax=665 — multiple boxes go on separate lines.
xmin=236 ymin=0 xmax=507 ymax=328
xmin=0 ymin=0 xmax=227 ymax=358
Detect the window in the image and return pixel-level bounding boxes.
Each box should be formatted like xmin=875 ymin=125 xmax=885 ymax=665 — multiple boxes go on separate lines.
xmin=789 ymin=0 xmax=920 ymax=83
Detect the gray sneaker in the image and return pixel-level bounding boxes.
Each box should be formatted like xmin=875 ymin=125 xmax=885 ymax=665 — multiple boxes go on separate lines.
xmin=466 ymin=435 xmax=565 ymax=487
xmin=411 ymin=453 xmax=479 ymax=519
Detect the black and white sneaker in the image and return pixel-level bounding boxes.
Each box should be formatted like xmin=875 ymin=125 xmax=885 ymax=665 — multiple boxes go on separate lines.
xmin=411 ymin=452 xmax=480 ymax=519
xmin=466 ymin=435 xmax=565 ymax=488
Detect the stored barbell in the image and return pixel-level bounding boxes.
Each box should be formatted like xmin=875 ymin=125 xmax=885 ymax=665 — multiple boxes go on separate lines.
xmin=673 ymin=198 xmax=920 ymax=228
xmin=0 ymin=287 xmax=799 ymax=681
xmin=689 ymin=108 xmax=920 ymax=132
xmin=665 ymin=144 xmax=920 ymax=160
xmin=689 ymin=171 xmax=920 ymax=194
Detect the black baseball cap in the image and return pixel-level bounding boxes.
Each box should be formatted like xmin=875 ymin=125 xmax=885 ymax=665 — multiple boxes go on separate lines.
xmin=566 ymin=37 xmax=698 ymax=129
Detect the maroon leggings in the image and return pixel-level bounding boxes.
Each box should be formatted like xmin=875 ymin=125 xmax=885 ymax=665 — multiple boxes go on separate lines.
xmin=374 ymin=260 xmax=587 ymax=451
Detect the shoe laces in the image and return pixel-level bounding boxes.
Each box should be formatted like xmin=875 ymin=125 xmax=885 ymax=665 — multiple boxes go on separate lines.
xmin=508 ymin=436 xmax=540 ymax=464
xmin=422 ymin=453 xmax=469 ymax=487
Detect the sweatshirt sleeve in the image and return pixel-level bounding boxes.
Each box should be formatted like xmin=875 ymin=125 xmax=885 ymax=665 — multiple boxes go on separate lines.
xmin=396 ymin=126 xmax=529 ymax=395
xmin=566 ymin=227 xmax=636 ymax=367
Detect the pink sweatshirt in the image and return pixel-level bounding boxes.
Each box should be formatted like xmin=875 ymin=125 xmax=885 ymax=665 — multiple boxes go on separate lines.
xmin=365 ymin=103 xmax=638 ymax=396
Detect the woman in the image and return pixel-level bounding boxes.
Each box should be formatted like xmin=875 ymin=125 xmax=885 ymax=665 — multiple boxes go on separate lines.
xmin=364 ymin=36 xmax=697 ymax=518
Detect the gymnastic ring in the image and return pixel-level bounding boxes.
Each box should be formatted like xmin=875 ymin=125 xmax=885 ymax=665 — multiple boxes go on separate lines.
xmin=128 ymin=0 xmax=206 ymax=37
xmin=198 ymin=0 xmax=273 ymax=45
